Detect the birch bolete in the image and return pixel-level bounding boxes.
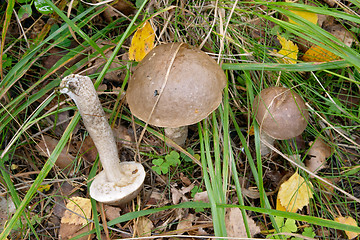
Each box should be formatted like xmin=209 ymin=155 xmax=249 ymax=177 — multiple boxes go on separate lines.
xmin=126 ymin=42 xmax=227 ymax=146
xmin=60 ymin=74 xmax=145 ymax=205
xmin=253 ymin=86 xmax=309 ymax=155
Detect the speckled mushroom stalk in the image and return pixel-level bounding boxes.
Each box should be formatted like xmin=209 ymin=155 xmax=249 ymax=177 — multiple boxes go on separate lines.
xmin=60 ymin=74 xmax=145 ymax=205
xmin=164 ymin=126 xmax=188 ymax=146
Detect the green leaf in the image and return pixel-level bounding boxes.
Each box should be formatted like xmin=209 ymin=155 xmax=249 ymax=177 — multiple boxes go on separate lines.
xmin=284 ymin=218 xmax=298 ymax=233
xmin=34 ymin=0 xmax=53 ymax=14
xmin=18 ymin=4 xmax=32 ymax=21
xmin=160 ymin=165 xmax=169 ymax=174
xmin=275 ymin=216 xmax=285 ymax=228
xmin=151 ymin=166 xmax=162 ymax=175
xmin=302 ymin=227 xmax=316 ymax=238
xmin=190 ymin=186 xmax=202 ymax=198
xmin=165 ymin=151 xmax=180 ymax=166
xmin=152 ymin=158 xmax=163 ymax=166
xmin=180 ymin=148 xmax=195 ymax=162
xmin=2 ymin=54 xmax=12 ymax=68
xmin=17 ymin=0 xmax=29 ymax=3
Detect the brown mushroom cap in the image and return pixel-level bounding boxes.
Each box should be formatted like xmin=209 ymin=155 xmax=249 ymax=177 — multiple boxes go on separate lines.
xmin=126 ymin=42 xmax=227 ymax=128
xmin=253 ymin=86 xmax=309 ymax=140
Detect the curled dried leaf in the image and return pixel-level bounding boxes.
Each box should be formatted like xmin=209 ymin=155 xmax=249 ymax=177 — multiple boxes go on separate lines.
xmin=306 ymin=138 xmax=332 ymax=175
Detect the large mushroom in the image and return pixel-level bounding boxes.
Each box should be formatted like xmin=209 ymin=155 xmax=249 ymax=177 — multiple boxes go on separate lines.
xmin=60 ymin=74 xmax=145 ymax=205
xmin=126 ymin=42 xmax=227 ymax=146
xmin=253 ymin=86 xmax=309 ymax=155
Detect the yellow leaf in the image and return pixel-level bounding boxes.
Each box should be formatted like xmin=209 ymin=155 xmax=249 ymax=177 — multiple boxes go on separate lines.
xmin=277 ymin=172 xmax=313 ymax=213
xmin=335 ymin=216 xmax=359 ymax=239
xmin=276 ymin=35 xmax=298 ymax=64
xmin=247 ymin=126 xmax=255 ymax=136
xmin=276 ymin=194 xmax=287 ymax=212
xmin=285 ymin=0 xmax=318 ymax=25
xmin=37 ymin=184 xmax=51 ymax=192
xmin=129 ymin=21 xmax=155 ymax=61
xmin=61 ymin=197 xmax=92 ymax=225
xmin=302 ymin=45 xmax=340 ymax=62
xmin=11 ymin=164 xmax=18 ymax=170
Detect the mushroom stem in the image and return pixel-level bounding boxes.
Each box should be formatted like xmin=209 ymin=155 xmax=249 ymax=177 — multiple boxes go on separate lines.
xmin=164 ymin=126 xmax=188 ymax=146
xmin=60 ymin=74 xmax=124 ymax=182
xmin=259 ymin=131 xmax=275 ymax=156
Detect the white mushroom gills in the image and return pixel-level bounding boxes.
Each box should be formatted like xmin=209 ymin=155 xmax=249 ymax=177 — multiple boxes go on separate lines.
xmin=60 ymin=74 xmax=145 ymax=205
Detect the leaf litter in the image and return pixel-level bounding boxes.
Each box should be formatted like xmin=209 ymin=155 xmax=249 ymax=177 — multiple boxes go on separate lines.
xmin=2 ymin=0 xmax=360 ymax=239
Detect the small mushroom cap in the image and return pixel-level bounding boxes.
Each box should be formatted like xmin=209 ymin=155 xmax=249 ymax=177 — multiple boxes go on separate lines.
xmin=253 ymin=86 xmax=309 ymax=140
xmin=89 ymin=162 xmax=145 ymax=206
xmin=126 ymin=42 xmax=227 ymax=128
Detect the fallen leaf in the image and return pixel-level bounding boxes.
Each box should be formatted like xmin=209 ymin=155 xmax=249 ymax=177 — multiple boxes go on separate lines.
xmin=276 ymin=195 xmax=287 ymax=212
xmin=275 ymin=35 xmax=298 ymax=64
xmin=180 ymin=173 xmax=192 ymax=186
xmin=277 ymin=172 xmax=313 ymax=213
xmin=171 ymin=183 xmax=194 ymax=204
xmin=286 ymin=1 xmax=318 ymax=26
xmin=61 ymin=197 xmax=92 ymax=225
xmin=193 ymin=191 xmax=209 ymax=203
xmin=36 ymin=135 xmax=75 ymax=171
xmin=52 ymin=182 xmax=81 ymax=219
xmin=86 ymin=46 xmax=124 ymax=82
xmin=325 ymin=24 xmax=355 ymax=47
xmin=302 ymin=45 xmax=340 ymax=62
xmin=113 ymin=124 xmax=134 ymax=146
xmin=176 ymin=213 xmax=195 ymax=235
xmin=0 ymin=196 xmax=16 ymax=231
xmin=59 ymin=197 xmax=92 ymax=240
xmin=302 ymin=24 xmax=354 ymax=62
xmin=225 ymin=208 xmax=260 ymax=238
xmin=37 ymin=184 xmax=51 ymax=192
xmin=129 ymin=21 xmax=155 ymax=61
xmin=136 ymin=216 xmax=154 ymax=237
xmin=335 ymin=216 xmax=359 ymax=239
xmin=102 ymin=0 xmax=136 ymax=22
xmin=59 ymin=223 xmax=92 ymax=240
xmin=306 ymin=138 xmax=332 ymax=175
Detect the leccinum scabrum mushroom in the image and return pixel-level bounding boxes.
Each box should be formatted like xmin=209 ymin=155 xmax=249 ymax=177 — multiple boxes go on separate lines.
xmin=60 ymin=74 xmax=145 ymax=205
xmin=126 ymin=42 xmax=227 ymax=146
xmin=253 ymin=86 xmax=309 ymax=155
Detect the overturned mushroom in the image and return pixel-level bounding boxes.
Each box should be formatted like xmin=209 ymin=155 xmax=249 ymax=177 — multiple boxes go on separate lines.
xmin=60 ymin=74 xmax=145 ymax=205
xmin=126 ymin=42 xmax=227 ymax=146
xmin=253 ymin=86 xmax=309 ymax=155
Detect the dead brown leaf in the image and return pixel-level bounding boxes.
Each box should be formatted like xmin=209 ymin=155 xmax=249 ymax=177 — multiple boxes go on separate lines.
xmin=104 ymin=204 xmax=121 ymax=221
xmin=171 ymin=183 xmax=194 ymax=204
xmin=86 ymin=49 xmax=124 ymax=82
xmin=36 ymin=135 xmax=75 ymax=171
xmin=102 ymin=0 xmax=136 ymax=22
xmin=225 ymin=208 xmax=260 ymax=238
xmin=193 ymin=191 xmax=209 ymax=203
xmin=135 ymin=216 xmax=154 ymax=237
xmin=306 ymin=138 xmax=332 ymax=175
xmin=179 ymin=173 xmax=192 ymax=186
xmin=0 ymin=196 xmax=16 ymax=232
xmin=113 ymin=124 xmax=135 ymax=147
xmin=77 ymin=135 xmax=98 ymax=164
xmin=324 ymin=24 xmax=355 ymax=47
xmin=59 ymin=223 xmax=92 ymax=240
xmin=176 ymin=213 xmax=195 ymax=235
